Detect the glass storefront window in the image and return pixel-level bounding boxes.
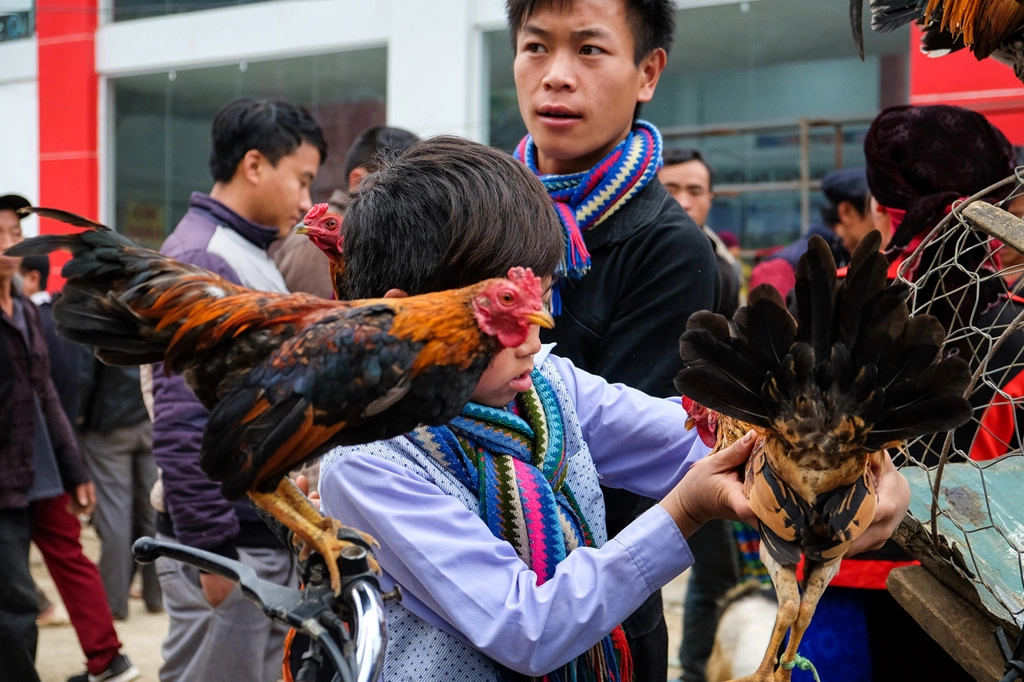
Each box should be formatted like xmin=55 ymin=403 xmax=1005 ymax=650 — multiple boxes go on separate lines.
xmin=113 ymin=0 xmax=270 ymax=22
xmin=485 ymin=0 xmax=909 ymax=249
xmin=112 ymin=48 xmax=386 ymax=246
xmin=0 ymin=5 xmax=33 ymax=42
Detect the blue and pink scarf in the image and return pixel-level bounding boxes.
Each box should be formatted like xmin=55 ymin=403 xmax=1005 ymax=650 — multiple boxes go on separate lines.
xmin=409 ymin=370 xmax=632 ymax=682
xmin=514 ymin=120 xmax=663 ymax=314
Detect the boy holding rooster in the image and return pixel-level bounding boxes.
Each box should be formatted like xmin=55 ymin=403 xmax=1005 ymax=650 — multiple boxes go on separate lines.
xmin=316 ymin=135 xmax=908 ymax=681
xmin=505 ymin=1 xmax=719 ymax=676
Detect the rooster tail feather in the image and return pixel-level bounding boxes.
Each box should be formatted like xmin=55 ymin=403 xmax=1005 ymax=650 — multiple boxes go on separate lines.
xmin=17 ymin=206 xmax=110 ymax=231
xmin=851 ymin=289 xmax=911 ymax=368
xmin=764 ymin=342 xmax=817 ymax=409
xmin=794 ymin=235 xmax=838 ymax=360
xmin=675 ymin=366 xmax=770 ymax=426
xmin=881 ymin=357 xmax=972 ymax=410
xmin=867 ymin=0 xmax=927 ymax=32
xmin=737 ymin=286 xmax=798 ymax=368
xmin=3 ymin=234 xmax=85 ymax=259
xmin=679 ymin=328 xmax=768 ymax=394
xmin=836 ymin=231 xmax=886 ymax=348
xmin=50 ymin=280 xmax=168 ymax=365
xmin=865 ymin=397 xmax=974 ymax=448
xmin=878 ymin=315 xmax=947 ymax=389
xmin=35 ymin=230 xmax=188 ymax=363
xmin=16 ymin=227 xmax=256 ymax=374
xmin=685 ymin=309 xmax=732 ymax=338
xmin=864 ymin=357 xmax=973 ymax=447
xmin=920 ymin=23 xmax=967 ymax=56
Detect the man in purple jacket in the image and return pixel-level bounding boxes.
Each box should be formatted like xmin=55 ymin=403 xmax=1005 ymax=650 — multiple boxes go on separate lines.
xmin=151 ymin=98 xmax=326 ymax=682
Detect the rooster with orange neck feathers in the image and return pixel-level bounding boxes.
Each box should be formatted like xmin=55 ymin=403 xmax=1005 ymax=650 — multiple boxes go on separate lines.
xmin=6 ymin=206 xmax=554 ymax=594
xmin=675 ymin=231 xmax=972 ymax=681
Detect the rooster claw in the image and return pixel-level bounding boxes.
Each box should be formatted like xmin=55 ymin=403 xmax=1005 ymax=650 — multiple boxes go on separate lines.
xmin=289 ymin=518 xmax=381 ymax=595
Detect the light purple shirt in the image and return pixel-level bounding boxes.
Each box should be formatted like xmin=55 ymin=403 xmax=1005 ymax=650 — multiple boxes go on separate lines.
xmin=319 ymin=348 xmax=710 ymax=677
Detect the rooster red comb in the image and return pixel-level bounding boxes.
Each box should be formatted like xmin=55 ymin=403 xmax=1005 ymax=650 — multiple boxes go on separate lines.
xmin=304 ymin=203 xmax=329 ymax=223
xmin=506 ymin=267 xmax=541 ymax=292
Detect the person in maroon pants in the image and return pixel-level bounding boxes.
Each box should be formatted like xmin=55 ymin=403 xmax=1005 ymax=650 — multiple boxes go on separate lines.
xmin=0 ymin=193 xmax=138 ymax=682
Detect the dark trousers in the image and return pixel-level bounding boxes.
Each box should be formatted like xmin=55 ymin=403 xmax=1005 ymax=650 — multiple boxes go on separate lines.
xmin=0 ymin=506 xmax=40 ymax=681
xmin=81 ymin=423 xmax=161 ymax=618
xmin=624 ymin=595 xmax=669 ymax=682
xmin=680 ymin=519 xmax=740 ymax=682
xmin=31 ymin=493 xmax=123 ymax=676
xmin=603 ymin=487 xmax=670 ymax=682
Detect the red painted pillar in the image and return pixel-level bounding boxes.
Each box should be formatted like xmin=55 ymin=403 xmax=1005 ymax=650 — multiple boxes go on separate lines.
xmin=36 ymin=0 xmax=98 ymax=287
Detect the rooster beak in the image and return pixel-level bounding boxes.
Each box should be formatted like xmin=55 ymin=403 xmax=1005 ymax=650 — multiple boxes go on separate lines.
xmin=526 ymin=310 xmax=555 ymax=329
xmin=291 ymin=223 xmax=309 ymax=235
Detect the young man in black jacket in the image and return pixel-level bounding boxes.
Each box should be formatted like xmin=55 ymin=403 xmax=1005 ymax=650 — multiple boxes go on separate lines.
xmin=507 ymin=1 xmax=719 ymax=679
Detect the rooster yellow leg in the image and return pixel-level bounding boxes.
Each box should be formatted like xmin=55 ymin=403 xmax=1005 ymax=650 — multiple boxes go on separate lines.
xmin=247 ymin=478 xmax=379 ymax=595
xmin=729 ymin=551 xmax=801 ymax=682
xmin=772 ymin=559 xmax=841 ymax=682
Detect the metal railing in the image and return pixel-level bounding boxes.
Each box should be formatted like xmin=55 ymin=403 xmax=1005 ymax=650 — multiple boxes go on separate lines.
xmin=661 ymin=114 xmax=877 ymax=234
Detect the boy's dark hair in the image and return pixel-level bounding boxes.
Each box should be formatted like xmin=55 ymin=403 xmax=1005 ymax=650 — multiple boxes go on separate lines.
xmin=344 ymin=126 xmax=420 ymax=178
xmin=343 ymin=136 xmax=564 ymax=298
xmin=19 ymin=255 xmax=49 ymax=290
xmin=506 ymin=0 xmax=676 ymax=63
xmin=663 ymin=147 xmax=715 ymax=191
xmin=208 ymin=98 xmax=328 ymax=183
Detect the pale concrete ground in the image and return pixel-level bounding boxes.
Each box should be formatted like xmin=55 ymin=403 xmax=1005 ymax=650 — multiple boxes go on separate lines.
xmin=32 ymin=524 xmax=690 ymax=682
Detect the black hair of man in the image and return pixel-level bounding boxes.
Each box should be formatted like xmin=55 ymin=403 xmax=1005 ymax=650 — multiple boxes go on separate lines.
xmin=662 ymin=147 xmax=715 ymax=192
xmin=207 ymin=98 xmax=328 ymax=183
xmin=343 ymin=126 xmax=420 ymax=179
xmin=19 ymin=255 xmax=49 ymax=290
xmin=343 ymin=136 xmax=564 ymax=299
xmin=506 ymin=0 xmax=677 ymax=63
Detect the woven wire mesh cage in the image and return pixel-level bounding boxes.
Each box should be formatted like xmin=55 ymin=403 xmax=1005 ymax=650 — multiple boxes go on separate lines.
xmin=895 ymin=168 xmax=1024 ymax=640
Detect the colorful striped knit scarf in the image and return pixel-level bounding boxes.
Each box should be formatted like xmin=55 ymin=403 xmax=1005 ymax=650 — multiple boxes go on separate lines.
xmin=408 ymin=369 xmax=632 ymax=682
xmin=514 ymin=120 xmax=663 ymax=313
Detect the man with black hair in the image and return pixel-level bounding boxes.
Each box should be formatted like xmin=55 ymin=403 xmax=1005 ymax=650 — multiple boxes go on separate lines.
xmin=659 ymin=147 xmax=742 ymax=318
xmin=337 ymin=125 xmax=421 ymax=200
xmin=151 ymin=97 xmax=326 ymax=682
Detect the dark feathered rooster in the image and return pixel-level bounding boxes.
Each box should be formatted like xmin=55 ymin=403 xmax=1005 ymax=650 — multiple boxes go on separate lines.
xmin=674 ymin=230 xmax=972 ymax=681
xmin=295 ymin=203 xmax=345 ymax=298
xmin=6 ymin=207 xmax=554 ymax=594
xmin=851 ymin=0 xmax=1024 ymax=81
